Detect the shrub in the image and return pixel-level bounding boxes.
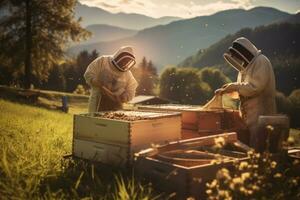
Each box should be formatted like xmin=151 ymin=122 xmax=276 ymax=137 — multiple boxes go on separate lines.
xmin=206 ymin=151 xmax=300 ymax=199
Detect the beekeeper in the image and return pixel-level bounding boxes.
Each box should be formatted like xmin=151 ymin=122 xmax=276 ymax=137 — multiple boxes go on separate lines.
xmin=215 ymin=37 xmax=276 ymax=150
xmin=84 ymin=46 xmax=138 ymax=112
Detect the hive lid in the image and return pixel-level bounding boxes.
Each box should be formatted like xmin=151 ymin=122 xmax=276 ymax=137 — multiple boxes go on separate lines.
xmin=79 ymin=110 xmax=182 ymax=121
xmin=138 ymin=104 xmax=202 ymax=111
xmin=138 ymin=104 xmax=227 ymax=112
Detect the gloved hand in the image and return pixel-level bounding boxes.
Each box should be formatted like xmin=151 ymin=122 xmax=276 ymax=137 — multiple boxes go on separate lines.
xmin=215 ymin=82 xmax=239 ymax=95
xmin=113 ymin=95 xmax=122 ymax=103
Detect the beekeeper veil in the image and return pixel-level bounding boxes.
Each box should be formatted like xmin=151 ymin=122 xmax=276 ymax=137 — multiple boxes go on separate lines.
xmin=223 ymin=37 xmax=260 ymax=71
xmin=111 ymin=46 xmax=136 ymax=72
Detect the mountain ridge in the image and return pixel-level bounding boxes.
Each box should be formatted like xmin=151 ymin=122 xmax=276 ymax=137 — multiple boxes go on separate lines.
xmin=69 ymin=6 xmax=291 ymax=70
xmin=75 ymin=2 xmax=181 ymax=30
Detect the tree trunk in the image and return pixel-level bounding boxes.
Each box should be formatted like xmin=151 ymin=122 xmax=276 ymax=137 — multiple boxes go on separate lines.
xmin=24 ymin=0 xmax=32 ymax=89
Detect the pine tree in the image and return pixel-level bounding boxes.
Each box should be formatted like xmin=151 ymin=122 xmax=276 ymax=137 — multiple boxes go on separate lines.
xmin=0 ymin=0 xmax=90 ymax=88
xmin=134 ymin=57 xmax=158 ymax=95
xmin=64 ymin=50 xmax=98 ymax=92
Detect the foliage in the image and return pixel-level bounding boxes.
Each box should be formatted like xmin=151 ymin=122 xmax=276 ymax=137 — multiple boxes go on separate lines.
xmin=0 ymin=0 xmax=90 ymax=88
xmin=28 ymin=50 xmax=98 ymax=93
xmin=179 ymin=23 xmax=300 ymax=93
xmin=206 ymin=151 xmax=300 ymax=200
xmin=288 ymin=89 xmax=300 ymax=128
xmin=64 ymin=50 xmax=98 ymax=92
xmin=41 ymin=64 xmax=67 ymax=92
xmin=273 ymin=56 xmax=300 ymax=95
xmin=289 ymin=89 xmax=300 ymax=108
xmin=113 ymin=175 xmax=159 ymax=200
xmin=132 ymin=57 xmax=158 ymax=96
xmin=159 ymin=66 xmax=232 ymax=104
xmin=159 ymin=67 xmax=212 ymax=104
xmin=274 ymin=90 xmax=300 ymax=128
xmin=276 ymin=91 xmax=293 ymax=115
xmin=0 ymin=99 xmax=157 ymax=199
xmin=199 ymin=67 xmax=231 ymax=91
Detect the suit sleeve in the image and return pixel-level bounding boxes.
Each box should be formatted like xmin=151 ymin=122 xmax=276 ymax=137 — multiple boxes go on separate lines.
xmin=121 ymin=72 xmax=138 ymax=102
xmin=236 ymin=56 xmax=271 ymax=97
xmin=84 ymin=57 xmax=103 ymax=87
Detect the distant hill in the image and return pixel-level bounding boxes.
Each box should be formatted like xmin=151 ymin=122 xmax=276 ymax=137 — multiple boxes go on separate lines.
xmin=69 ymin=7 xmax=291 ymax=69
xmin=179 ymin=14 xmax=300 ymax=68
xmin=75 ymin=2 xmax=181 ymax=30
xmin=179 ymin=19 xmax=300 ymax=95
xmin=82 ymin=24 xmax=138 ymax=44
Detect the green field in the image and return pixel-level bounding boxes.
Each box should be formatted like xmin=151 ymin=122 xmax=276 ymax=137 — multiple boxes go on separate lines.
xmin=1 ymin=98 xmax=299 ymax=200
xmin=0 ymin=99 xmax=158 ymax=200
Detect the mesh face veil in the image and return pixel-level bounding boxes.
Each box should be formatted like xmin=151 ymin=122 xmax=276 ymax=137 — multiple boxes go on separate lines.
xmin=112 ymin=51 xmax=136 ymax=72
xmin=223 ymin=52 xmax=244 ymax=71
xmin=223 ymin=39 xmax=256 ymax=72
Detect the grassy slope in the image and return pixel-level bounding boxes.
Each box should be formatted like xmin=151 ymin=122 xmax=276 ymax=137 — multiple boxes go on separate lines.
xmin=0 ymin=99 xmax=157 ymax=199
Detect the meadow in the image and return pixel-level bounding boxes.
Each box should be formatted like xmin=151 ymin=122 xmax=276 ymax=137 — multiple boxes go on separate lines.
xmin=0 ymin=99 xmax=158 ymax=200
xmin=0 ymin=98 xmax=299 ymax=199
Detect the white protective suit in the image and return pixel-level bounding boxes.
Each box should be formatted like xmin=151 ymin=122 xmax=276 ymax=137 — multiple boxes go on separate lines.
xmin=219 ymin=37 xmax=277 ymax=149
xmin=84 ymin=47 xmax=138 ymax=113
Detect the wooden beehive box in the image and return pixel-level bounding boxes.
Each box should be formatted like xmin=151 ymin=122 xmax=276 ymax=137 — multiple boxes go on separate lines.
xmin=134 ymin=132 xmax=251 ymax=199
xmin=138 ymin=104 xmax=226 ymax=132
xmin=73 ymin=110 xmax=182 ymax=165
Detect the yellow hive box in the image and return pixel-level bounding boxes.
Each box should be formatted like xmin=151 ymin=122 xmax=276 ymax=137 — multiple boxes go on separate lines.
xmin=73 ymin=110 xmax=182 ymax=165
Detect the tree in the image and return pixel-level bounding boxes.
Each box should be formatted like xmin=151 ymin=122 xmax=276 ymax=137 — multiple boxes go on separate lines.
xmin=64 ymin=50 xmax=98 ymax=92
xmin=273 ymin=56 xmax=300 ymax=95
xmin=160 ymin=67 xmax=212 ymax=104
xmin=133 ymin=57 xmax=158 ymax=95
xmin=199 ymin=67 xmax=231 ymax=91
xmin=288 ymin=89 xmax=300 ymax=128
xmin=0 ymin=0 xmax=90 ymax=88
xmin=43 ymin=64 xmax=66 ymax=92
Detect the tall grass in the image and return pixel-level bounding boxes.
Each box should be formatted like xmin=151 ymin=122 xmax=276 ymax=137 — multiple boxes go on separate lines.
xmin=0 ymin=99 xmax=157 ymax=199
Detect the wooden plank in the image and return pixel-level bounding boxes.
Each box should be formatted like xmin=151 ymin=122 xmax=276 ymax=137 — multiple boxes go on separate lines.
xmin=136 ymin=132 xmax=238 ymax=156
xmin=130 ymin=116 xmax=181 ymax=151
xmin=138 ymin=105 xmax=227 ymax=132
xmin=74 ymin=114 xmax=130 ymax=144
xmin=73 ymin=139 xmax=129 ymax=166
xmin=197 ymin=112 xmax=222 ymax=132
xmin=134 ymin=135 xmax=250 ymax=199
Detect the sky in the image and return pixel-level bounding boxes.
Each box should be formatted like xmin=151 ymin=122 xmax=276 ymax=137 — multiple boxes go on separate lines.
xmin=79 ymin=0 xmax=300 ymax=18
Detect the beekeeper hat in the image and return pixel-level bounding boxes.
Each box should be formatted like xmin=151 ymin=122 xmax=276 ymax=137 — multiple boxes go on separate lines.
xmin=112 ymin=46 xmax=136 ymax=72
xmin=224 ymin=37 xmax=258 ymax=71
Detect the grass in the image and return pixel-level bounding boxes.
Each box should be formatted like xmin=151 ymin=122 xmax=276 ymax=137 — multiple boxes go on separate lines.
xmin=1 ymin=98 xmax=299 ymax=199
xmin=0 ymin=85 xmax=88 ymax=114
xmin=0 ymin=99 xmax=158 ymax=200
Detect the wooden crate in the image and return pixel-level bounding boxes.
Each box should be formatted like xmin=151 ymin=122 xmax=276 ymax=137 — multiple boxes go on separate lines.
xmin=73 ymin=110 xmax=182 ymax=165
xmin=138 ymin=104 xmax=225 ymax=132
xmin=134 ymin=132 xmax=250 ymax=199
xmin=73 ymin=139 xmax=129 ymax=165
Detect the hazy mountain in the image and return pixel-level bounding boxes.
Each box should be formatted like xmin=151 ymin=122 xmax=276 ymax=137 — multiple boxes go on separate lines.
xmin=178 ymin=20 xmax=300 ymax=95
xmin=179 ymin=12 xmax=300 ymax=69
xmin=278 ymin=12 xmax=300 ymax=24
xmin=75 ymin=2 xmax=181 ymax=30
xmin=82 ymin=24 xmax=138 ymax=44
xmin=69 ymin=7 xmax=291 ymax=70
